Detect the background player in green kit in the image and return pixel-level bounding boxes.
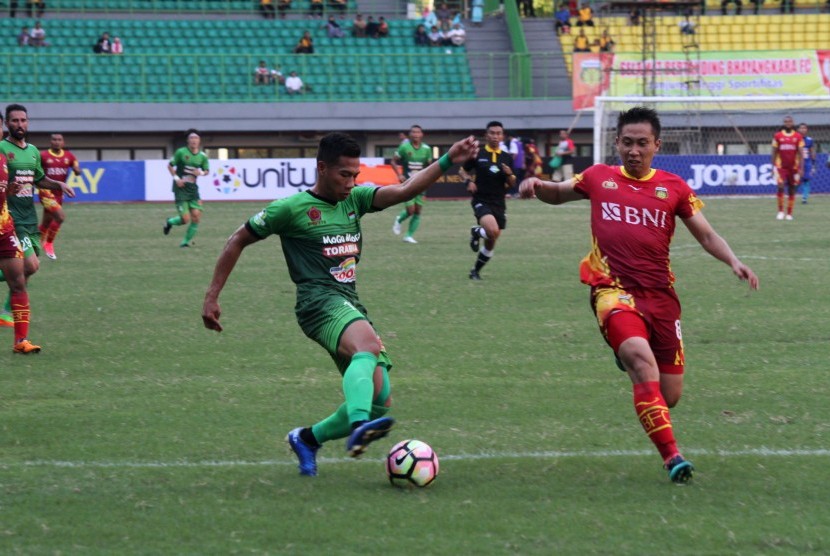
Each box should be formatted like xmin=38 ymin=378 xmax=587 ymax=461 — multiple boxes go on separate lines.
xmin=202 ymin=132 xmax=478 ymax=476
xmin=391 ymin=125 xmax=433 ymax=244
xmin=162 ymin=130 xmax=210 ymax=247
xmin=0 ymin=105 xmax=75 ymax=333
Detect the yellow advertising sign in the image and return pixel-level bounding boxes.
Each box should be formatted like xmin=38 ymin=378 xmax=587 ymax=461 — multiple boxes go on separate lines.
xmin=573 ymin=50 xmax=830 ymax=110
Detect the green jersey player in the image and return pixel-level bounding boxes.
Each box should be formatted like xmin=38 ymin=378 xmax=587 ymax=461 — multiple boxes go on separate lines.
xmin=0 ymin=104 xmax=74 ymax=336
xmin=162 ymin=130 xmax=210 ymax=247
xmin=391 ymin=125 xmax=433 ymax=244
xmin=202 ymin=132 xmax=478 ymax=476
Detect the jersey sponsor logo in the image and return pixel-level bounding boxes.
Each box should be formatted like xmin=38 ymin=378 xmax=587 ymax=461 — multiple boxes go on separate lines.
xmin=307 ymin=206 xmax=322 ymax=223
xmin=323 ymin=242 xmax=359 ymax=257
xmin=601 ymin=202 xmax=669 ymax=228
xmin=602 ymin=179 xmax=618 ymax=189
xmin=627 ymin=184 xmax=642 ymax=192
xmin=687 ymin=163 xmax=774 ymax=189
xmin=655 ymin=186 xmax=668 ymax=199
xmin=322 ymin=233 xmax=360 ymax=244
xmin=330 ymin=256 xmax=357 ymax=283
xmin=6 ymin=152 xmax=14 ymax=161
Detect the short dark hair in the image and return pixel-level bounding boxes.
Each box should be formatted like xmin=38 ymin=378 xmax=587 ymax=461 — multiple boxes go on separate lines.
xmin=617 ymin=106 xmax=661 ymax=140
xmin=486 ymin=120 xmax=504 ymax=132
xmin=798 ymin=122 xmax=807 ymax=128
xmin=317 ymin=132 xmax=361 ymax=165
xmin=409 ymin=124 xmax=423 ymax=133
xmin=5 ymin=104 xmax=27 ymax=122
xmin=185 ymin=128 xmax=199 ymax=137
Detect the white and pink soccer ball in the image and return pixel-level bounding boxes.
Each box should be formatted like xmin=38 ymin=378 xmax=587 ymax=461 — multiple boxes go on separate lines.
xmin=385 ymin=439 xmax=439 ymax=488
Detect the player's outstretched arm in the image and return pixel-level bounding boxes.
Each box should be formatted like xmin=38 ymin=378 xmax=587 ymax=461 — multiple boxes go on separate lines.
xmin=373 ymin=136 xmax=479 ymax=209
xmin=35 ymin=176 xmax=75 ymax=198
xmin=518 ymin=176 xmax=583 ymax=205
xmin=202 ymin=225 xmax=262 ymax=332
xmin=682 ymin=212 xmax=759 ymax=290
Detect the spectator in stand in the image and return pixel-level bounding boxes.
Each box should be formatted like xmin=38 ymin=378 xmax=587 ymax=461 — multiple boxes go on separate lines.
xmin=29 ymin=21 xmax=47 ymax=47
xmin=309 ymin=0 xmax=323 ymax=18
xmin=260 ymin=0 xmax=276 ymax=19
xmin=326 ymin=15 xmax=345 ymax=38
xmin=435 ymin=2 xmax=452 ymax=31
xmin=577 ymin=3 xmax=594 ymax=26
xmin=10 ymin=1 xmax=20 ymax=18
xmin=679 ymin=13 xmax=696 ymax=34
xmin=423 ymin=7 xmax=439 ymax=30
xmin=628 ymin=6 xmax=641 ymax=25
xmin=285 ymin=71 xmax=305 ymax=95
xmin=17 ymin=26 xmax=30 ymax=47
xmin=366 ymin=16 xmax=380 ymax=38
xmin=377 ymin=16 xmax=389 ymax=37
xmin=271 ymin=64 xmax=286 ymax=85
xmin=94 ymin=32 xmax=111 ymax=53
xmin=111 ymin=36 xmax=124 ymax=53
xmin=293 ymin=31 xmax=314 ymax=54
xmin=254 ymin=60 xmax=273 ymax=85
xmin=414 ymin=23 xmax=430 ymax=46
xmin=451 ymin=11 xmax=464 ymax=28
xmin=721 ymin=0 xmax=742 ymax=15
xmin=471 ymin=0 xmax=484 ymax=26
xmin=446 ymin=22 xmax=466 ymax=46
xmin=28 ymin=0 xmax=45 ymax=17
xmin=277 ymin=0 xmax=291 ymax=19
xmin=519 ymin=0 xmax=536 ymax=17
xmin=599 ymin=28 xmax=615 ymax=52
xmin=555 ymin=4 xmax=571 ymax=35
xmin=329 ymin=0 xmax=347 ymax=16
xmin=573 ymin=28 xmax=590 ymax=52
xmin=427 ymin=25 xmax=446 ymax=46
xmin=352 ymin=14 xmax=367 ymax=37
xmin=780 ymin=0 xmax=794 ymax=12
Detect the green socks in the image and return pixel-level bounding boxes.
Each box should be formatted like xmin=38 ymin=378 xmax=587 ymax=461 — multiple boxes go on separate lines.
xmin=407 ymin=214 xmax=421 ymax=237
xmin=182 ymin=223 xmax=198 ymax=245
xmin=311 ymin=354 xmax=389 ymax=444
xmin=167 ymin=216 xmax=184 ymax=227
xmin=396 ymin=209 xmax=410 ymax=224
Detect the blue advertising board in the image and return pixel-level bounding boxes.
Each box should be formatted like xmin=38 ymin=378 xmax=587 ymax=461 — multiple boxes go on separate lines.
xmin=653 ymin=154 xmax=829 ymax=195
xmin=61 ymin=161 xmax=145 ymax=203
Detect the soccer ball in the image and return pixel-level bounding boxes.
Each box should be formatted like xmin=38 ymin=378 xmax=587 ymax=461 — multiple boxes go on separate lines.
xmin=385 ymin=439 xmax=439 ymax=488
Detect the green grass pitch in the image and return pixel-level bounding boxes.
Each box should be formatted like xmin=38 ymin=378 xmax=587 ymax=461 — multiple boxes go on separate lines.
xmin=1 ymin=195 xmax=828 ymax=554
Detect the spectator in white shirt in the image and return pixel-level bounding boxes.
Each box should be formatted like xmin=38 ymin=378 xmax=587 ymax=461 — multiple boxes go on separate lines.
xmin=285 ymin=71 xmax=305 ymax=95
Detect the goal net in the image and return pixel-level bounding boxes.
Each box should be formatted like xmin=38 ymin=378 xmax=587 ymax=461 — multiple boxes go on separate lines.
xmin=593 ymin=96 xmax=830 ymax=195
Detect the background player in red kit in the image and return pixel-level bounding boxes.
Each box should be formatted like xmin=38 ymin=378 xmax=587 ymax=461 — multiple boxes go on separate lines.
xmin=770 ymin=115 xmax=803 ymax=221
xmin=0 ymin=151 xmax=41 ymax=353
xmin=39 ymin=133 xmax=80 ymax=259
xmin=519 ymin=106 xmax=759 ymax=483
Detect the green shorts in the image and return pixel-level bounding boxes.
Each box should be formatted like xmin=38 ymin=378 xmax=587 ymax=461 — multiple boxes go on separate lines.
xmin=295 ymin=291 xmax=392 ymax=374
xmin=176 ymin=199 xmax=203 ymax=215
xmin=14 ymin=223 xmax=41 ymax=258
xmin=404 ymin=193 xmax=426 ymax=208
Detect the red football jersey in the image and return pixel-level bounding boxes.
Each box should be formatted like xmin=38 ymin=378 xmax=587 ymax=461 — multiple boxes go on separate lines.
xmin=0 ymin=152 xmax=16 ymax=240
xmin=40 ymin=148 xmax=77 ymax=182
xmin=772 ymin=130 xmax=804 ymax=170
xmin=573 ymin=164 xmax=704 ymax=290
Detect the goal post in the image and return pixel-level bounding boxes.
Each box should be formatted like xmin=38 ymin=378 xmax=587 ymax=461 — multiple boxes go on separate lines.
xmin=592 ymin=96 xmax=830 ymax=195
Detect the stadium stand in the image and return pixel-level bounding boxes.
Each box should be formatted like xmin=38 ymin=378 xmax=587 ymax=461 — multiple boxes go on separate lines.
xmin=0 ymin=17 xmax=476 ymax=102
xmin=559 ymin=13 xmax=830 ymax=76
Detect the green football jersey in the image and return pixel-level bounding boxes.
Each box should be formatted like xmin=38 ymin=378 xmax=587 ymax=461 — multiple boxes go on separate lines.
xmin=169 ymin=147 xmax=210 ymax=200
xmin=0 ymin=138 xmax=45 ymax=227
xmin=247 ymin=186 xmax=380 ymax=300
xmin=395 ymin=142 xmax=433 ymax=179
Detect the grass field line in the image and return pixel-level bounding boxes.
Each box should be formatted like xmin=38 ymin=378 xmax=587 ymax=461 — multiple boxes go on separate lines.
xmin=6 ymin=447 xmax=830 ymax=470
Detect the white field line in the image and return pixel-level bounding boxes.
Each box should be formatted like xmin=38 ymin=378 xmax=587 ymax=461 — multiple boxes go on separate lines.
xmin=4 ymin=447 xmax=829 ymax=470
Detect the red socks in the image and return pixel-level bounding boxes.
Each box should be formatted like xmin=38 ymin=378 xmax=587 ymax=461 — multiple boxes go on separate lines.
xmin=633 ymin=381 xmax=678 ymax=463
xmin=787 ymin=194 xmax=795 ymax=216
xmin=11 ymin=291 xmax=30 ymax=343
xmin=41 ymin=221 xmax=61 ymax=244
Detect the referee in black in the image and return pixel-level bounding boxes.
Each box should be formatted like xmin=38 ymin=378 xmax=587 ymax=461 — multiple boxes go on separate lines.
xmin=460 ymin=120 xmax=516 ymax=280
